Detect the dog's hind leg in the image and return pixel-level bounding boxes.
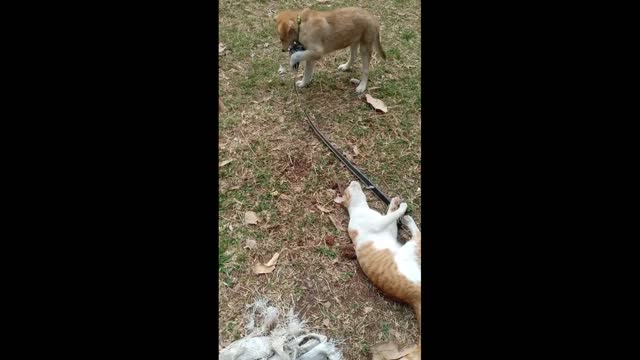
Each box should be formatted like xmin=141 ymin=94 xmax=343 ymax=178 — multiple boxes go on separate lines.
xmin=355 ymin=44 xmax=371 ymax=93
xmin=338 ymin=43 xmax=358 ymax=71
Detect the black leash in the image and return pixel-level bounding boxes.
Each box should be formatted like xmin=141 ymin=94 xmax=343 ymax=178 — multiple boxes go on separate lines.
xmin=288 ymin=14 xmax=420 ymax=225
xmin=292 ymin=81 xmax=392 ymax=206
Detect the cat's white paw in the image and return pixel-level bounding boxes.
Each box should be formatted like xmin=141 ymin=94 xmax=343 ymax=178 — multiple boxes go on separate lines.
xmin=398 ymin=203 xmax=408 ymax=213
xmin=337 ymin=63 xmax=351 ymax=71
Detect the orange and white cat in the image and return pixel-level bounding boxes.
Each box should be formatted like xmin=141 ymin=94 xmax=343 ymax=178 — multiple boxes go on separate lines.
xmin=336 ymin=181 xmax=421 ymax=359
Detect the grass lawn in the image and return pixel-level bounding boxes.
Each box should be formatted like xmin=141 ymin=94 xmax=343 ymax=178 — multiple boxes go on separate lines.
xmin=219 ymin=1 xmax=421 ymax=357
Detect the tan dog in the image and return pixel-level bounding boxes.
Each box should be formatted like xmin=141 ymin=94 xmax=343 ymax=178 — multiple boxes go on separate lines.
xmin=275 ymin=7 xmax=386 ymax=93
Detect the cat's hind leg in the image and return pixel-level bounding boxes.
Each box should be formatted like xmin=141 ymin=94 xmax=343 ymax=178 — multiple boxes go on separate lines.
xmin=373 ymin=202 xmax=407 ymax=231
xmin=387 ymin=196 xmax=401 ymax=214
xmin=402 ymin=215 xmax=421 ymax=259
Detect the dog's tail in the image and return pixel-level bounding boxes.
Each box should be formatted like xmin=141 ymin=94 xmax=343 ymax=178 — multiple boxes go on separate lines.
xmin=375 ymin=32 xmax=387 ymax=60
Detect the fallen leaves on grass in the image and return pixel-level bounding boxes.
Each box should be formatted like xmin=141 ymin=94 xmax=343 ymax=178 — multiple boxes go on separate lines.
xmin=218 ymin=42 xmax=227 ymax=54
xmin=328 ymin=215 xmax=345 ymax=232
xmin=363 ymin=306 xmax=373 ymax=314
xmin=219 ymin=159 xmax=234 ymax=168
xmin=365 ymin=94 xmax=388 ymax=113
xmin=322 ymin=318 xmax=331 ymax=328
xmin=265 ymin=252 xmax=280 ymax=266
xmin=316 ymin=204 xmax=332 ymax=213
xmin=244 ymin=211 xmax=259 ymax=225
xmin=252 ymin=252 xmax=280 ymax=275
xmin=371 ymin=342 xmax=418 ymax=360
xmin=353 ymin=145 xmax=360 ymax=156
xmin=244 ymin=239 xmax=257 ymax=250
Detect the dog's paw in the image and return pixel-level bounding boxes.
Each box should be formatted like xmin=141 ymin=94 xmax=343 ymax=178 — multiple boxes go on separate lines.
xmin=296 ymin=80 xmax=308 ymax=88
xmin=355 ymin=82 xmax=367 ymax=93
xmin=337 ymin=63 xmax=351 ymax=71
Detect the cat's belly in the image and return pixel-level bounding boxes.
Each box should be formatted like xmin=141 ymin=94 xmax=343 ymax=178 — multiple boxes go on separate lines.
xmin=354 ymin=232 xmax=401 ymax=252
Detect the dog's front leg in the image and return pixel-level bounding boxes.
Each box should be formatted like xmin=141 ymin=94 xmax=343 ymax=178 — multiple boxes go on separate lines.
xmin=297 ymin=60 xmax=315 ymax=88
xmin=290 ymin=50 xmax=320 ymax=88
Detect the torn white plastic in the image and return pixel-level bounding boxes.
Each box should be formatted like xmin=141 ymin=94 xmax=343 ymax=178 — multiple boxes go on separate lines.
xmin=220 ymin=298 xmax=343 ymax=360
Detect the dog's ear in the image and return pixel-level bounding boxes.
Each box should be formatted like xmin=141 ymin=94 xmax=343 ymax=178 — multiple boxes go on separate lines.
xmin=286 ymin=20 xmax=296 ymax=36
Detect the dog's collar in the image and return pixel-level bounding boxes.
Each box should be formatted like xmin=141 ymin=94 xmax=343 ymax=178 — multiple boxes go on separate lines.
xmin=288 ymin=14 xmax=304 ymax=57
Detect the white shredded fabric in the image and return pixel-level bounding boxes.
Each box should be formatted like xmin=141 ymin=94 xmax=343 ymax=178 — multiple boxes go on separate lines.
xmin=219 ymin=298 xmax=343 ymax=360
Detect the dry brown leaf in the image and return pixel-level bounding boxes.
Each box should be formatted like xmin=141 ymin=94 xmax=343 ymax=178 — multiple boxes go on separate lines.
xmin=371 ymin=342 xmax=399 ymax=360
xmin=316 ymin=204 xmax=332 ymax=213
xmin=373 ymin=342 xmax=406 ymax=360
xmin=244 ymin=239 xmax=257 ymax=250
xmin=252 ymin=262 xmax=275 ymax=274
xmin=244 ymin=211 xmax=259 ymax=225
xmin=353 ymin=145 xmax=360 ymax=156
xmin=394 ymin=345 xmax=419 ymax=359
xmin=279 ymin=194 xmax=292 ymax=201
xmin=252 ymin=252 xmax=280 ymax=275
xmin=372 ymin=342 xmax=418 ymax=360
xmin=365 ymin=94 xmax=388 ymax=113
xmin=264 ymin=252 xmax=280 ymax=267
xmin=363 ymin=306 xmax=373 ymax=314
xmin=322 ymin=319 xmax=331 ymax=327
xmin=328 ymin=215 xmax=345 ymax=232
xmin=219 ymin=159 xmax=234 ymax=168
